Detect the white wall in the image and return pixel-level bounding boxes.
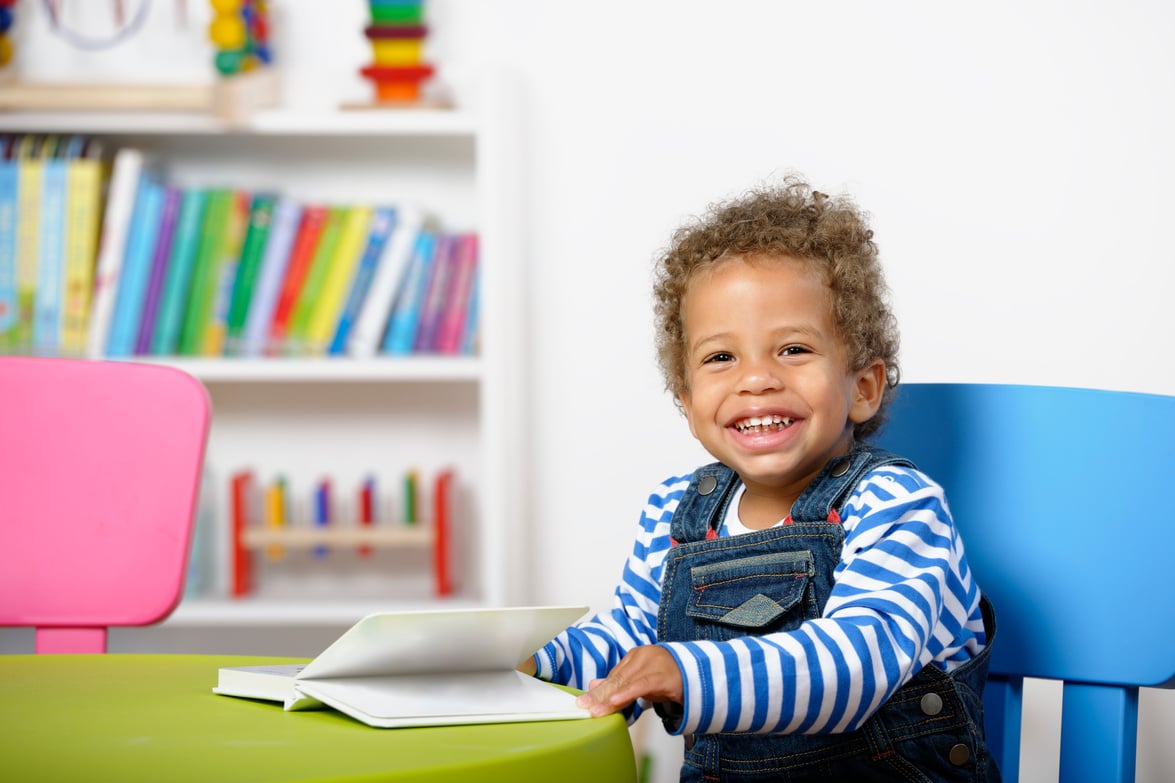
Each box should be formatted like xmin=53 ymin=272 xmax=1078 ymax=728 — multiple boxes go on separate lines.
xmin=8 ymin=2 xmax=1175 ymax=780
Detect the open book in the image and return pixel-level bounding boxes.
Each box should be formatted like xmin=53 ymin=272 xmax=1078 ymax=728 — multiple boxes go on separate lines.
xmin=213 ymin=604 xmax=590 ymax=728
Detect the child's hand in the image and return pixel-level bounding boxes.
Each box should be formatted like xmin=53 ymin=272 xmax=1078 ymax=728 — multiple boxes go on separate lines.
xmin=575 ymin=645 xmax=682 ymax=717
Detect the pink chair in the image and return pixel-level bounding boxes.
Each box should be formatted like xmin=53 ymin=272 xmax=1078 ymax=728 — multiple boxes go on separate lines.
xmin=0 ymin=357 xmax=211 ymax=653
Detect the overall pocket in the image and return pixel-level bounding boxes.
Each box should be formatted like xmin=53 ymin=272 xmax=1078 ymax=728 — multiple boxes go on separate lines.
xmin=685 ymin=550 xmax=818 ymax=641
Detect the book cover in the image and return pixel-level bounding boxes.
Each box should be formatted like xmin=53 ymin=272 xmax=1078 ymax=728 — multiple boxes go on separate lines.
xmin=287 ymin=205 xmax=347 ymax=355
xmin=151 ymin=188 xmax=207 ymax=356
xmin=134 ymin=185 xmax=182 ymax=355
xmin=268 ymin=204 xmax=327 ymax=355
xmin=32 ymin=136 xmax=66 ymax=355
xmin=328 ymin=205 xmax=395 ymax=356
xmin=14 ymin=134 xmax=46 ymax=353
xmin=212 ymin=605 xmax=591 ymax=728
xmin=0 ymin=136 xmax=17 ymax=350
xmin=412 ymin=233 xmax=455 ymax=353
xmin=347 ymin=203 xmax=423 ymax=358
xmin=240 ymin=197 xmax=301 ymax=358
xmin=60 ymin=138 xmax=104 ymax=357
xmin=105 ymin=176 xmax=165 ymax=358
xmin=303 ymin=204 xmax=373 ymax=355
xmin=434 ymin=232 xmax=479 ymax=355
xmin=381 ymin=229 xmax=437 ymax=356
xmin=178 ymin=189 xmax=233 ymax=356
xmin=86 ymin=147 xmax=146 ymax=358
xmin=202 ymin=191 xmax=250 ymax=356
xmin=224 ymin=193 xmax=277 ymax=355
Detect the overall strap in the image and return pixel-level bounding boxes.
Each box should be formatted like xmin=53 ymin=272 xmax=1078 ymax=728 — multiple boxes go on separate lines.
xmin=669 ymin=462 xmax=739 ymax=544
xmin=789 ymin=444 xmax=915 ymax=524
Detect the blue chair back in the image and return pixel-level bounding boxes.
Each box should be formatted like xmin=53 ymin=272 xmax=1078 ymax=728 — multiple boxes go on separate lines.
xmin=876 ymin=383 xmax=1175 ymax=783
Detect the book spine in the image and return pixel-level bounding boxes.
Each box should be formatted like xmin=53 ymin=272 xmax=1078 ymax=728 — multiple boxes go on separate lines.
xmin=461 ymin=264 xmax=481 ymax=355
xmin=328 ymin=205 xmax=395 ymax=356
xmin=202 ymin=190 xmax=250 ymax=356
xmin=412 ymin=232 xmax=455 ymax=353
xmin=304 ymin=204 xmax=373 ymax=355
xmin=178 ymin=189 xmax=232 ymax=356
xmin=59 ymin=151 xmax=103 ymax=357
xmin=287 ymin=206 xmax=347 ymax=355
xmin=151 ymin=187 xmax=207 ymax=356
xmin=86 ymin=147 xmax=144 ymax=358
xmin=268 ymin=204 xmax=328 ymax=355
xmin=230 ymin=470 xmax=256 ymax=598
xmin=32 ymin=151 xmax=67 ymax=355
xmin=0 ymin=140 xmax=17 ymax=349
xmin=381 ymin=230 xmax=437 ymax=355
xmin=434 ymin=469 xmax=454 ymax=597
xmin=240 ymin=197 xmax=301 ymax=358
xmin=225 ymin=193 xmax=277 ymax=355
xmin=134 ymin=185 xmax=182 ymax=355
xmin=348 ymin=204 xmax=423 ymax=358
xmin=14 ymin=135 xmax=45 ymax=353
xmin=106 ymin=177 xmax=164 ymax=358
xmin=434 ymin=232 xmax=478 ymax=354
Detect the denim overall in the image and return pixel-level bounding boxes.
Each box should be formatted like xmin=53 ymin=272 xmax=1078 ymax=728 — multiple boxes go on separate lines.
xmin=655 ymin=446 xmax=1000 ymax=782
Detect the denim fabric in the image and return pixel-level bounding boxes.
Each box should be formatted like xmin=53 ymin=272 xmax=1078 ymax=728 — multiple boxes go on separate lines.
xmin=656 ymin=445 xmax=1001 ymax=782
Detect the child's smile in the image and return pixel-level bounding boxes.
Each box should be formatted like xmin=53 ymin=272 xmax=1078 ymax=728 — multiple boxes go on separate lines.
xmin=676 ymin=254 xmax=884 ymax=525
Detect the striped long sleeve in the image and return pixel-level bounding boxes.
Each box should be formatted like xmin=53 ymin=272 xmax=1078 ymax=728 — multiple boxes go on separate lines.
xmin=533 ymin=465 xmax=987 ymax=736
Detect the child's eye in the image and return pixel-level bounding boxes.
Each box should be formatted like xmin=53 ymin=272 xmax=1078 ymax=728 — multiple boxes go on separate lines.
xmin=703 ymin=351 xmax=735 ymax=364
xmin=780 ymin=345 xmax=810 ymax=356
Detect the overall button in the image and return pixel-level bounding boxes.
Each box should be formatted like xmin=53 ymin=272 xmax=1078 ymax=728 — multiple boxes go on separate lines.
xmin=697 ymin=475 xmax=718 ymax=495
xmin=920 ymin=692 xmax=943 ymax=716
xmin=829 ymin=458 xmax=851 ymax=477
xmin=948 ymin=743 xmax=971 ymax=766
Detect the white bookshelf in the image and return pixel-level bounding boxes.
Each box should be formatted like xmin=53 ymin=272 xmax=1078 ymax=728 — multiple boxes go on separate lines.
xmin=1 ymin=83 xmax=526 ymax=629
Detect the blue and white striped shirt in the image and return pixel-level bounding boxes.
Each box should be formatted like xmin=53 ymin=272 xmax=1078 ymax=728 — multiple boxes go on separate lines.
xmin=534 ymin=465 xmax=988 ymax=736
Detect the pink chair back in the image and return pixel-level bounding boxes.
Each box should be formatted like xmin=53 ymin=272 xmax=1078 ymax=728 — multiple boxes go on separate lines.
xmin=0 ymin=357 xmax=210 ymax=653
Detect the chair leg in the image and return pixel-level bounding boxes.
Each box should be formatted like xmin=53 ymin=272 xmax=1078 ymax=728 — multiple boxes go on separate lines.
xmin=1060 ymin=682 xmax=1138 ymax=783
xmin=984 ymin=674 xmax=1023 ymax=783
xmin=35 ymin=627 xmax=108 ymax=654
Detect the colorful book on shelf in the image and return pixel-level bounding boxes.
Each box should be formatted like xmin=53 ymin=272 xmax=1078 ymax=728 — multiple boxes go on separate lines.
xmin=328 ymin=205 xmax=396 ymax=356
xmin=0 ymin=136 xmax=17 ymax=350
xmin=347 ymin=203 xmax=423 ymax=358
xmin=87 ymin=146 xmax=147 ymax=358
xmin=303 ymin=204 xmax=372 ymax=355
xmin=134 ymin=185 xmax=183 ymax=355
xmin=151 ymin=187 xmax=207 ymax=356
xmin=14 ymin=134 xmax=45 ymax=354
xmin=268 ymin=203 xmax=327 ymax=355
xmin=178 ymin=188 xmax=234 ymax=356
xmin=202 ymin=191 xmax=250 ymax=356
xmin=106 ymin=175 xmax=165 ymax=358
xmin=287 ymin=205 xmax=347 ymax=355
xmin=211 ymin=605 xmax=591 ymax=729
xmin=240 ymin=196 xmax=301 ymax=358
xmin=224 ymin=192 xmax=277 ymax=356
xmin=60 ymin=137 xmax=104 ymax=357
xmin=381 ymin=229 xmax=438 ymax=355
xmin=413 ymin=233 xmax=455 ymax=353
xmin=32 ymin=135 xmax=66 ymax=355
xmin=462 ymin=263 xmax=481 ymax=355
xmin=434 ymin=232 xmax=478 ymax=355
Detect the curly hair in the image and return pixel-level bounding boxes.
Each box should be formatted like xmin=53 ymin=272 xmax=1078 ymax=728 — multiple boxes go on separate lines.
xmin=652 ymin=176 xmax=901 ymax=440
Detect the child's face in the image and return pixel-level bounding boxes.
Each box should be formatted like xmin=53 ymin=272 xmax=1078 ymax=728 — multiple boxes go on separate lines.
xmin=676 ymin=255 xmax=884 ymax=502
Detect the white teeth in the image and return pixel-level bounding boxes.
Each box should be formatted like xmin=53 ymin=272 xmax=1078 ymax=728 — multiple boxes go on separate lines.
xmin=735 ymin=415 xmax=794 ymax=433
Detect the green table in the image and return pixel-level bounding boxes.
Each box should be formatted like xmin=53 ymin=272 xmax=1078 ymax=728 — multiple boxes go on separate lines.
xmin=0 ymin=654 xmax=637 ymax=782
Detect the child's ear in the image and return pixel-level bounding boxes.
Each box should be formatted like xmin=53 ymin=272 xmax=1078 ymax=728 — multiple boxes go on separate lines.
xmin=849 ymin=360 xmax=886 ymax=424
xmin=678 ymin=389 xmax=700 ymax=439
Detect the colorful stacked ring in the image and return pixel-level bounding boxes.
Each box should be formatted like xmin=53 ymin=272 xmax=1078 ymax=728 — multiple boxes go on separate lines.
xmin=360 ymin=0 xmax=434 ymax=103
xmin=0 ymin=0 xmax=16 ymax=68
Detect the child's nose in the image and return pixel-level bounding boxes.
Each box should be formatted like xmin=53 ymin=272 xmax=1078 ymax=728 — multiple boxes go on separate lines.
xmin=738 ymin=356 xmax=783 ymax=394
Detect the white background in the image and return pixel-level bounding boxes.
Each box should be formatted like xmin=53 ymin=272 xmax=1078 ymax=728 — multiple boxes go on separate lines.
xmin=7 ymin=1 xmax=1175 ymax=780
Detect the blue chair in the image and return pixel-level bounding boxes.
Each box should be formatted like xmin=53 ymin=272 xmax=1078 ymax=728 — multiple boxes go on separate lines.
xmin=876 ymin=383 xmax=1175 ymax=783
